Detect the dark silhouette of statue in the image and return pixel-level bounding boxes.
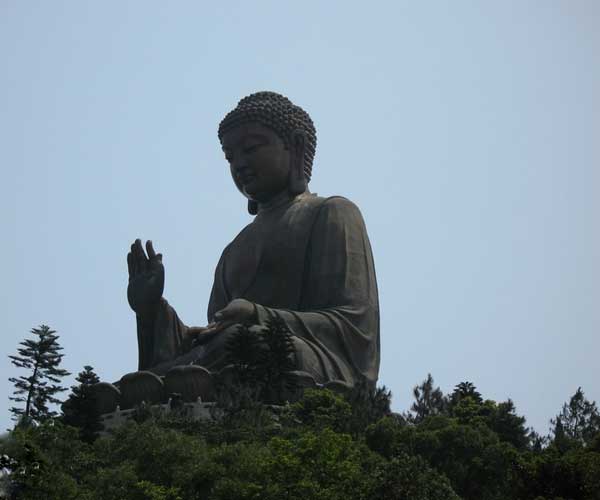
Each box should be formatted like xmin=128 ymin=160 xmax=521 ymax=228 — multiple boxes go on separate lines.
xmin=126 ymin=91 xmax=380 ymax=392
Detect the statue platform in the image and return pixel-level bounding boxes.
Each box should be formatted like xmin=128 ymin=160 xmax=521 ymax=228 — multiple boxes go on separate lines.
xmin=92 ymin=364 xmax=351 ymax=434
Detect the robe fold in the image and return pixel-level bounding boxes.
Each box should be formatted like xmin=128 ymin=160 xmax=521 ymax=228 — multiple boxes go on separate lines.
xmin=136 ymin=192 xmax=380 ymax=385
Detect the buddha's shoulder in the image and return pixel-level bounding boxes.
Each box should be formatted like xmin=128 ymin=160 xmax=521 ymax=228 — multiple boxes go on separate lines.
xmin=299 ymin=194 xmax=364 ymax=220
xmin=298 ymin=193 xmax=361 ymax=212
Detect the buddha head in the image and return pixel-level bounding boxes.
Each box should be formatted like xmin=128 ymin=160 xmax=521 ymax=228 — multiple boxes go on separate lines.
xmin=218 ymin=92 xmax=317 ymax=213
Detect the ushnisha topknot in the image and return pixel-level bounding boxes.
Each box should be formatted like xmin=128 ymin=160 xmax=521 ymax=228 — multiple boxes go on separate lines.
xmin=218 ymin=91 xmax=317 ymax=181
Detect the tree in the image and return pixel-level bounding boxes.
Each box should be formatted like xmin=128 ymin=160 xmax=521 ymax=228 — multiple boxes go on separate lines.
xmin=447 ymin=387 xmax=531 ymax=451
xmin=408 ymin=373 xmax=447 ymax=423
xmin=449 ymin=381 xmax=483 ymax=406
xmin=346 ymin=380 xmax=393 ymax=434
xmin=551 ymin=387 xmax=600 ymax=448
xmin=527 ymin=429 xmax=548 ymax=452
xmin=225 ymin=324 xmax=263 ymax=384
xmin=224 ymin=317 xmax=297 ymax=405
xmin=372 ymin=453 xmax=460 ymax=500
xmin=8 ymin=325 xmax=70 ymax=426
xmin=485 ymin=399 xmax=530 ymax=450
xmin=290 ymin=388 xmax=353 ymax=433
xmin=62 ymin=365 xmax=103 ymax=442
xmin=257 ymin=316 xmax=297 ymax=403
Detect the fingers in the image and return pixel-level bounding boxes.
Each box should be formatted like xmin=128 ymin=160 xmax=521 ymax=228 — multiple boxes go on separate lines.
xmin=204 ymin=320 xmax=235 ymax=335
xmin=214 ymin=299 xmax=253 ymax=323
xmin=187 ymin=323 xmax=230 ymax=346
xmin=214 ymin=299 xmax=241 ymax=321
xmin=192 ymin=329 xmax=221 ymax=345
xmin=129 ymin=242 xmax=138 ymax=275
xmin=146 ymin=240 xmax=156 ymax=259
xmin=134 ymin=238 xmax=146 ymax=260
xmin=214 ymin=307 xmax=230 ymax=322
xmin=128 ymin=239 xmax=162 ymax=278
xmin=127 ymin=251 xmax=134 ymax=277
xmin=187 ymin=326 xmax=209 ymax=336
xmin=147 ymin=240 xmax=163 ymax=267
xmin=132 ymin=238 xmax=148 ymax=273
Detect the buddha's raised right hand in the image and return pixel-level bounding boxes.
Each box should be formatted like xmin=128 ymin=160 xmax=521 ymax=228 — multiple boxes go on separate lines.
xmin=127 ymin=239 xmax=164 ymax=319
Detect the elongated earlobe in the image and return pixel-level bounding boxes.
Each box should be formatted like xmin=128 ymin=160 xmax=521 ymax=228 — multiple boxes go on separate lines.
xmin=247 ymin=200 xmax=258 ymax=215
xmin=289 ymin=130 xmax=307 ymax=196
xmin=289 ymin=164 xmax=307 ymax=195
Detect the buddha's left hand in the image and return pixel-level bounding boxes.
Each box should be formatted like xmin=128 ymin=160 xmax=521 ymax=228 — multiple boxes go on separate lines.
xmin=203 ymin=298 xmax=257 ymax=335
xmin=215 ymin=298 xmax=256 ymax=323
xmin=189 ymin=299 xmax=257 ymax=343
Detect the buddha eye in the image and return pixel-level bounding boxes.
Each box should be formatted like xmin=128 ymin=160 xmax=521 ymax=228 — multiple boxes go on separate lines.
xmin=243 ymin=144 xmax=262 ymax=154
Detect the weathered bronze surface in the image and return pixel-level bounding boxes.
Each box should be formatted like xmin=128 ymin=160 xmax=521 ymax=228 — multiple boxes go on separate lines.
xmin=126 ymin=92 xmax=380 ymax=387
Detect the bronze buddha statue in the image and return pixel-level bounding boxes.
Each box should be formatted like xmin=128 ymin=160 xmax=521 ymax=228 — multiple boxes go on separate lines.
xmin=125 ymin=91 xmax=380 ymax=398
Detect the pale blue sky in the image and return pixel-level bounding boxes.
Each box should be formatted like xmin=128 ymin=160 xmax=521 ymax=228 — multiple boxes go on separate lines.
xmin=1 ymin=1 xmax=598 ymax=433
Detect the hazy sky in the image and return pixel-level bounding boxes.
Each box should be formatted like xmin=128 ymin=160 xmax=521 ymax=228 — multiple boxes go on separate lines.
xmin=1 ymin=1 xmax=598 ymax=433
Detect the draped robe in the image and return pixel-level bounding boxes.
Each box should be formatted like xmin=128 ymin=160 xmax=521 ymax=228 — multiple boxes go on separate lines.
xmin=136 ymin=192 xmax=380 ymax=385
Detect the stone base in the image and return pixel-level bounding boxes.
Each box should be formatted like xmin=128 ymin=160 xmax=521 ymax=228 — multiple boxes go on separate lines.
xmin=99 ymin=400 xmax=220 ymax=436
xmin=93 ymin=366 xmax=349 ymax=435
xmin=92 ymin=365 xmax=216 ymax=415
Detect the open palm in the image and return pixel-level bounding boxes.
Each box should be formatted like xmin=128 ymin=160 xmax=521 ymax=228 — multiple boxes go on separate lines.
xmin=127 ymin=239 xmax=164 ymax=319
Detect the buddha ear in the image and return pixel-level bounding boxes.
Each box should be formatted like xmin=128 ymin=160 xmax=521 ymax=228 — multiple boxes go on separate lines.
xmin=247 ymin=200 xmax=258 ymax=215
xmin=289 ymin=129 xmax=307 ymax=195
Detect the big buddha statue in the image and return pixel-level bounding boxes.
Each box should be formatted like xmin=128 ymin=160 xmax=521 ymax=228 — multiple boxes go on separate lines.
xmin=125 ymin=91 xmax=379 ymax=397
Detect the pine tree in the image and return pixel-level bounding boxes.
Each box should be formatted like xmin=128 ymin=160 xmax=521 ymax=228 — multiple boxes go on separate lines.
xmin=8 ymin=325 xmax=70 ymax=426
xmin=224 ymin=318 xmax=298 ymax=404
xmin=551 ymin=387 xmax=600 ymax=447
xmin=258 ymin=316 xmax=297 ymax=403
xmin=409 ymin=373 xmax=447 ymax=423
xmin=347 ymin=379 xmax=393 ymax=434
xmin=225 ymin=323 xmax=263 ymax=385
xmin=487 ymin=399 xmax=530 ymax=450
xmin=62 ymin=365 xmax=102 ymax=442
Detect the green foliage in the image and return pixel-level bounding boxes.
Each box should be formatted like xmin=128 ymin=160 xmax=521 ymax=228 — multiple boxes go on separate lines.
xmin=449 ymin=381 xmax=483 ymax=406
xmin=289 ymin=388 xmax=353 ymax=432
xmin=550 ymin=387 xmax=600 ymax=450
xmin=8 ymin=325 xmax=71 ymax=426
xmin=366 ymin=413 xmax=520 ymax=500
xmin=0 ymin=416 xmax=459 ymax=500
xmin=211 ymin=429 xmax=379 ymax=500
xmin=448 ymin=396 xmax=530 ymax=451
xmin=0 ymin=421 xmax=90 ymax=499
xmin=224 ymin=316 xmax=297 ymax=404
xmin=224 ymin=323 xmax=263 ymax=384
xmin=371 ymin=453 xmax=460 ymax=500
xmin=408 ymin=373 xmax=447 ymax=423
xmin=367 ymin=379 xmax=600 ymax=500
xmin=408 ymin=376 xmax=530 ymax=451
xmin=486 ymin=399 xmax=530 ymax=450
xmin=512 ymin=445 xmax=600 ymax=500
xmin=258 ymin=316 xmax=298 ymax=402
xmin=4 ymin=362 xmax=600 ymax=500
xmin=506 ymin=388 xmax=600 ymax=499
xmin=346 ymin=379 xmax=393 ymax=433
xmin=62 ymin=365 xmax=103 ymax=443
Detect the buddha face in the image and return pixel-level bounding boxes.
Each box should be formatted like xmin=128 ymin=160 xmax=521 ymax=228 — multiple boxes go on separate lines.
xmin=221 ymin=123 xmax=291 ymax=203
